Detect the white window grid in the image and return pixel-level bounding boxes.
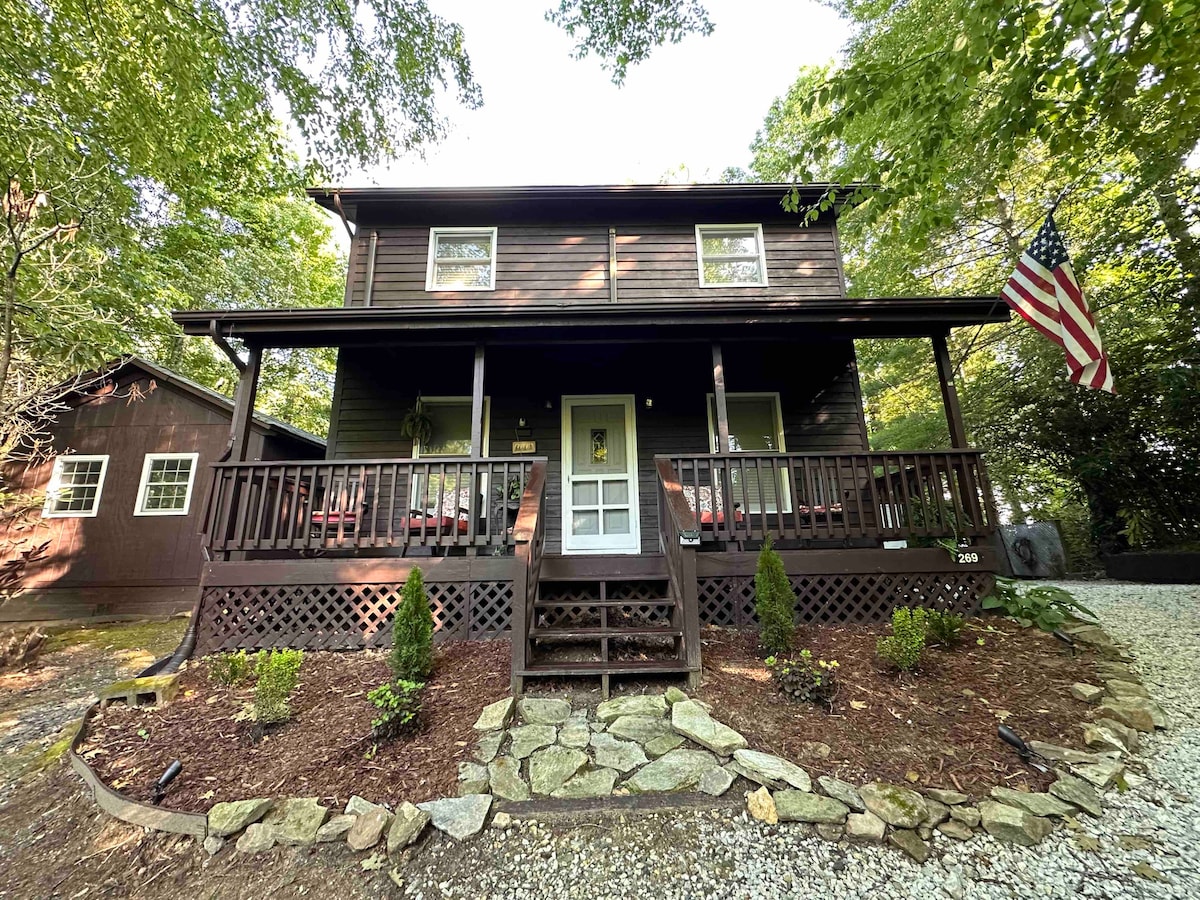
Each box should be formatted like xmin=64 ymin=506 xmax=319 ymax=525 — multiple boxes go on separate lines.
xmin=43 ymin=455 xmax=110 ymax=518
xmin=425 ymin=227 xmax=498 ymax=291
xmin=695 ymin=224 xmax=768 ymax=287
xmin=134 ymin=452 xmax=200 ymax=516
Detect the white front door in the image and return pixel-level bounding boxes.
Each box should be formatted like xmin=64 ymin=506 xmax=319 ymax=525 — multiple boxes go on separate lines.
xmin=562 ymin=396 xmax=640 ymax=554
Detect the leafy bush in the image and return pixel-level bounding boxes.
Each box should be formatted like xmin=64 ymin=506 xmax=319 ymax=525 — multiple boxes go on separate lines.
xmin=982 ymin=577 xmax=1096 ymax=631
xmin=766 ymin=650 xmax=839 ymax=706
xmin=368 ymin=679 xmax=424 ymax=741
xmin=754 ymin=536 xmax=796 ymax=656
xmin=391 ymin=567 xmax=434 ymax=681
xmin=208 ymin=650 xmax=251 ymax=686
xmin=877 ymin=607 xmax=927 ymax=671
xmin=253 ymin=649 xmax=303 ymax=724
xmin=924 ymin=609 xmax=965 ymax=647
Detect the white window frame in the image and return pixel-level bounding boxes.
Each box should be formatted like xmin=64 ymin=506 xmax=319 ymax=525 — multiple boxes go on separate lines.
xmin=133 ymin=452 xmax=200 ymax=517
xmin=695 ymin=224 xmax=769 ymax=287
xmin=42 ymin=454 xmax=110 ymax=518
xmin=410 ymin=396 xmax=492 ymax=512
xmin=706 ymin=392 xmax=787 ymax=454
xmin=425 ymin=226 xmax=498 ymax=291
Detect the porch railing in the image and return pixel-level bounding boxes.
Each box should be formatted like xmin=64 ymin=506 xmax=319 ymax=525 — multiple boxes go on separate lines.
xmin=510 ymin=460 xmax=547 ymax=688
xmin=662 ymin=450 xmax=996 ymax=545
xmin=202 ymin=457 xmax=543 ymax=556
xmin=655 ymin=458 xmax=702 ymax=680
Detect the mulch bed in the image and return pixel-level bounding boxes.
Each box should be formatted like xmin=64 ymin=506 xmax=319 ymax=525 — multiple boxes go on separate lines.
xmin=696 ymin=618 xmax=1100 ymax=796
xmin=80 ymin=640 xmax=511 ymax=813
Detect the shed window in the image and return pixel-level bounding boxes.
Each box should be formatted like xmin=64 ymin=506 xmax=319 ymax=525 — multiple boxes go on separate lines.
xmin=696 ymin=224 xmax=768 ymax=287
xmin=43 ymin=455 xmax=110 ymax=517
xmin=134 ymin=453 xmax=199 ymax=516
xmin=426 ymin=228 xmax=497 ymax=291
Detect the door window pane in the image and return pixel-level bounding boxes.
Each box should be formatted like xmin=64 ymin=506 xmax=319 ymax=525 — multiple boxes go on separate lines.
xmin=572 ymin=481 xmax=599 ymax=506
xmin=572 ymin=510 xmax=600 ymax=535
xmin=602 ymin=481 xmax=629 ymax=505
xmin=603 ymin=509 xmax=631 ymax=534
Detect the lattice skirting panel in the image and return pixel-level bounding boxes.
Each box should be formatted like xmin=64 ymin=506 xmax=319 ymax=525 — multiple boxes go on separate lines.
xmin=195 ymin=580 xmax=513 ymax=654
xmin=697 ymin=572 xmax=995 ymax=628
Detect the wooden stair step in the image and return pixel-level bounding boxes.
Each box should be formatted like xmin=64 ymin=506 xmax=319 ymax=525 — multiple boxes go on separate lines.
xmin=529 ymin=626 xmax=682 ymax=640
xmin=518 ymin=659 xmax=695 ymax=676
xmin=534 ymin=598 xmax=674 ymax=609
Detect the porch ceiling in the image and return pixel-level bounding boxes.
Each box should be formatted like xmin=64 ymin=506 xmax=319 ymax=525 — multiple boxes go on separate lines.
xmin=172 ymin=297 xmax=1010 ymax=349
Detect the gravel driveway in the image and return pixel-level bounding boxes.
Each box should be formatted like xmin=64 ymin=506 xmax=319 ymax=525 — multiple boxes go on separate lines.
xmin=393 ymin=581 xmax=1200 ymax=900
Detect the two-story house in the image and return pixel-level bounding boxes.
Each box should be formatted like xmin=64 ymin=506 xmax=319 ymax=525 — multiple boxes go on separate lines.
xmin=172 ymin=184 xmax=1007 ymax=694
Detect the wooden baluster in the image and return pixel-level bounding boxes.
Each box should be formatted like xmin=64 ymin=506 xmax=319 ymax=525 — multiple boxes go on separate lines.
xmin=386 ymin=463 xmax=397 ymax=547
xmin=944 ymin=453 xmax=968 ymax=539
xmin=959 ymin=452 xmax=985 ymax=535
xmin=894 ymin=454 xmax=913 ymax=540
xmin=864 ymin=454 xmax=884 ymax=544
xmin=879 ymin=454 xmax=901 ymax=538
xmin=830 ymin=457 xmax=847 ymax=539
xmin=848 ymin=456 xmax=869 ymax=540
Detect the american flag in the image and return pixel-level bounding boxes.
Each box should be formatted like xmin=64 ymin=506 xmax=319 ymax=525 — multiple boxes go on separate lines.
xmin=1001 ymin=214 xmax=1114 ymax=393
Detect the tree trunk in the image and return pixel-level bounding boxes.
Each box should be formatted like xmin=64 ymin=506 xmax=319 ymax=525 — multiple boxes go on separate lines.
xmin=0 ymin=264 xmax=16 ymax=407
xmin=1154 ymin=175 xmax=1200 ymax=317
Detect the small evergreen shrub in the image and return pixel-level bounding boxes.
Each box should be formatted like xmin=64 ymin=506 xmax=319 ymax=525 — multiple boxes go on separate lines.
xmin=877 ymin=607 xmax=927 ymax=671
xmin=766 ymin=649 xmax=839 ymax=706
xmin=924 ymin=609 xmax=965 ymax=647
xmin=391 ymin=567 xmax=434 ymax=681
xmin=368 ymin=679 xmax=424 ymax=740
xmin=754 ymin=536 xmax=796 ymax=656
xmin=208 ymin=650 xmax=251 ymax=686
xmin=252 ymin=649 xmax=303 ymax=724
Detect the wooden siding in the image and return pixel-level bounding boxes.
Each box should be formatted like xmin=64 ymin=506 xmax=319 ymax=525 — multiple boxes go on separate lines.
xmin=328 ymin=340 xmax=868 ymax=553
xmin=0 ymin=369 xmax=318 ymax=591
xmin=345 ymin=222 xmax=843 ymax=307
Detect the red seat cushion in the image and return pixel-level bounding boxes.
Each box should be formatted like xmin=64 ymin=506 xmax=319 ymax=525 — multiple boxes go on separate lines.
xmin=404 ymin=515 xmax=465 ymax=534
xmin=311 ymin=512 xmax=356 ymax=525
xmin=699 ymin=509 xmax=744 ymax=525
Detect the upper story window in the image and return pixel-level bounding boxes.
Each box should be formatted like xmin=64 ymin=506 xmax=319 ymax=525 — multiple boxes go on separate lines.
xmin=695 ymin=224 xmax=768 ymax=287
xmin=425 ymin=227 xmax=498 ymax=291
xmin=134 ymin=453 xmax=199 ymax=516
xmin=43 ymin=454 xmax=109 ymax=518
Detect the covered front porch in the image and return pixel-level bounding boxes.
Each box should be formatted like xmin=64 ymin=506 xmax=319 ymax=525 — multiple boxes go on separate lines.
xmin=176 ymin=300 xmax=1005 ymax=691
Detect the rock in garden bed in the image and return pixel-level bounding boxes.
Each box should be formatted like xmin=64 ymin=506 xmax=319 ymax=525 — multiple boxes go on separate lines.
xmin=76 ymin=640 xmax=512 ymax=812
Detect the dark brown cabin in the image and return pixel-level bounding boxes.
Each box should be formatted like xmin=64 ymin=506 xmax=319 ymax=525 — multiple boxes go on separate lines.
xmin=0 ymin=358 xmax=324 ymax=622
xmin=171 ymin=184 xmax=1009 ymax=694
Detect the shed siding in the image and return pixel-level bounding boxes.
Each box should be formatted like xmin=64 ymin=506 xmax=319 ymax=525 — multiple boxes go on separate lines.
xmin=1 ymin=368 xmax=317 ymax=591
xmin=328 ymin=340 xmax=867 ymax=554
xmin=345 ymin=222 xmax=842 ymax=307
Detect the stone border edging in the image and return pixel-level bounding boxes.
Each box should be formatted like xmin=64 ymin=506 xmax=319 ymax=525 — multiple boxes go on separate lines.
xmin=67 ymin=700 xmax=208 ymax=838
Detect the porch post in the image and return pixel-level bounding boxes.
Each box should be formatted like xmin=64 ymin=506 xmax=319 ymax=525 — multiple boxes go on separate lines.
xmin=470 ymin=343 xmax=485 ymax=457
xmin=711 ymin=343 xmax=731 ymax=453
xmin=229 ymin=346 xmax=262 ymax=461
xmin=932 ymin=332 xmax=969 ymax=448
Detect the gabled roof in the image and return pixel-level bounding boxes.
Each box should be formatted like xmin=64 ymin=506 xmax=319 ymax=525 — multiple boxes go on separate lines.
xmin=78 ymin=356 xmax=325 ymax=451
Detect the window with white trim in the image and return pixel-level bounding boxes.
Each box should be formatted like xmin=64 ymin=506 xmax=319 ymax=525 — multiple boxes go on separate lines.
xmin=696 ymin=224 xmax=768 ymax=286
xmin=43 ymin=455 xmax=110 ymax=517
xmin=425 ymin=227 xmax=497 ymax=291
xmin=134 ymin=453 xmax=199 ymax=516
xmin=706 ymin=393 xmax=789 ymax=513
xmin=411 ymin=397 xmax=491 ymax=514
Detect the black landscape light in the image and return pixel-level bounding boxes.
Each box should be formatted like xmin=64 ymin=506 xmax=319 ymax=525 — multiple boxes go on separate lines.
xmin=998 ymin=726 xmax=1052 ymax=775
xmin=1052 ymin=629 xmax=1078 ymax=655
xmin=151 ymin=760 xmax=183 ymax=805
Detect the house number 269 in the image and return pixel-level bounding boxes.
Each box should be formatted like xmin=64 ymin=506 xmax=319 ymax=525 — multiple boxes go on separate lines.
xmin=956 ymin=551 xmax=980 ymax=564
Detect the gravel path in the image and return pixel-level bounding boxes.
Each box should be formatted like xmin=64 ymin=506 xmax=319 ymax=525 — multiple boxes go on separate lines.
xmin=394 ymin=582 xmax=1200 ymax=900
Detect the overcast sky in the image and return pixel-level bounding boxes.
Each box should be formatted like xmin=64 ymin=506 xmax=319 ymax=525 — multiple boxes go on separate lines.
xmin=349 ymin=0 xmax=851 ymax=188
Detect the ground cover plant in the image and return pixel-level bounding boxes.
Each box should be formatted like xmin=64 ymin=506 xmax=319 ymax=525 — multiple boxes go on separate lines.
xmin=984 ymin=577 xmax=1097 ymax=632
xmin=924 ymin=609 xmax=965 ymax=647
xmin=765 ymin=649 xmax=839 ymax=708
xmin=368 ymin=679 xmax=424 ymax=742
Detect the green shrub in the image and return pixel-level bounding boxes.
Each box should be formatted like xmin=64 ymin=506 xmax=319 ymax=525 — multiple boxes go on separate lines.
xmin=208 ymin=650 xmax=251 ymax=686
xmin=253 ymin=649 xmax=303 ymax=724
xmin=877 ymin=607 xmax=927 ymax=671
xmin=391 ymin=567 xmax=434 ymax=681
xmin=925 ymin=609 xmax=965 ymax=647
xmin=368 ymin=679 xmax=424 ymax=741
xmin=766 ymin=649 xmax=839 ymax=706
xmin=754 ymin=536 xmax=796 ymax=655
xmin=982 ymin=577 xmax=1096 ymax=631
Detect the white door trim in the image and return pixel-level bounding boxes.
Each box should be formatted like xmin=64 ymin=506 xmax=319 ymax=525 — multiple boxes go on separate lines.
xmin=561 ymin=395 xmax=641 ymax=555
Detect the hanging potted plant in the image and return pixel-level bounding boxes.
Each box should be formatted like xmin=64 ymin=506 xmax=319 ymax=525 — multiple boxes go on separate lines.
xmin=401 ymin=399 xmax=434 ymax=447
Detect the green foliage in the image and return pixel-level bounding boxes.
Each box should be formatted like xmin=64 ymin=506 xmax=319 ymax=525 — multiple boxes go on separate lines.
xmin=390 ymin=568 xmax=434 ymax=682
xmin=368 ymin=679 xmax=425 ymax=741
xmin=547 ymin=0 xmax=714 ymax=84
xmin=208 ymin=650 xmax=252 ymax=686
xmin=252 ymin=649 xmax=303 ymax=725
xmin=877 ymin=608 xmax=927 ymax=671
xmin=754 ymin=537 xmax=796 ymax=656
xmin=982 ymin=578 xmax=1097 ymax=632
xmin=765 ymin=650 xmax=839 ymax=707
xmin=924 ymin=610 xmax=965 ymax=648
